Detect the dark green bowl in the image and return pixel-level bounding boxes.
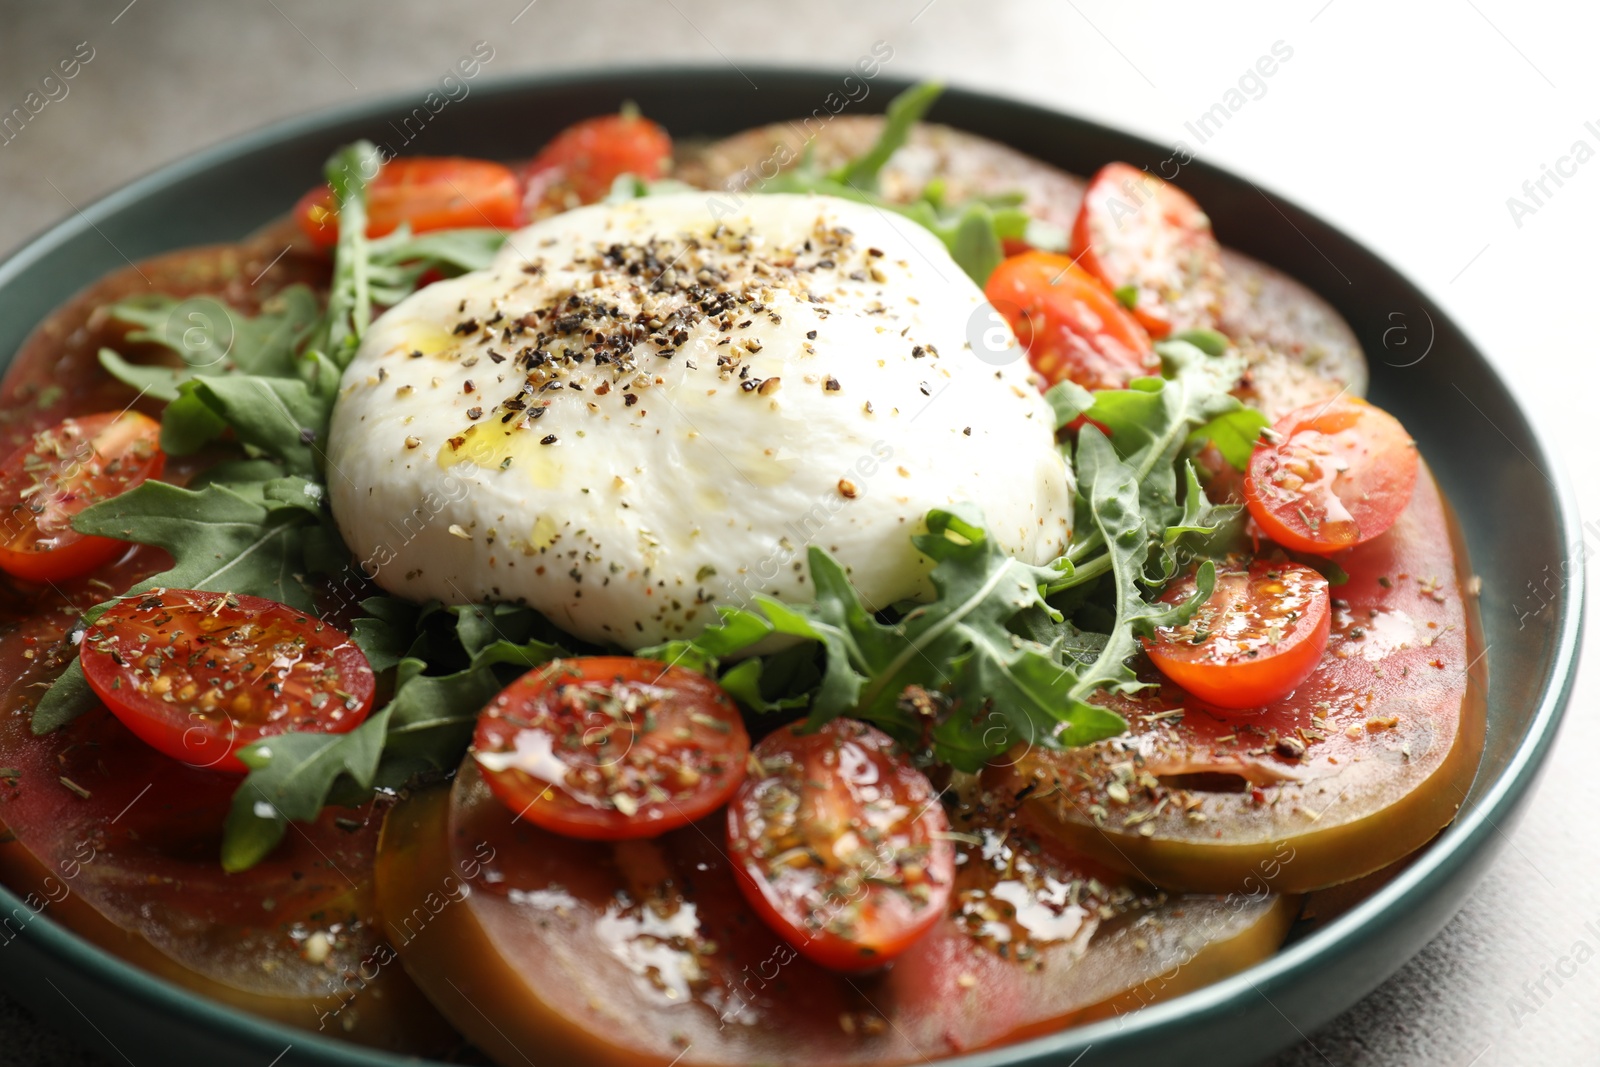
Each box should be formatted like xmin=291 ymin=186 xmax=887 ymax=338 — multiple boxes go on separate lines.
xmin=0 ymin=68 xmax=1582 ymax=1067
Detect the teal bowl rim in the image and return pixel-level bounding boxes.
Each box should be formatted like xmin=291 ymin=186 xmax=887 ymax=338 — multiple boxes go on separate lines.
xmin=0 ymin=64 xmax=1584 ymax=1066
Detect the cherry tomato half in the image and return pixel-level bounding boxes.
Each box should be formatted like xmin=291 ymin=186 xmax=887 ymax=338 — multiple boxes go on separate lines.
xmin=1244 ymin=397 xmax=1419 ymax=555
xmin=1142 ymin=560 xmax=1331 ymax=710
xmin=518 ymin=111 xmax=673 ymax=218
xmin=296 ymin=157 xmax=520 ymax=248
xmin=985 ymin=251 xmax=1157 ymax=392
xmin=472 ymin=656 xmax=749 ymax=840
xmin=1069 ymin=162 xmax=1224 ymax=338
xmin=0 ymin=411 xmax=164 ymax=584
xmin=726 ymin=718 xmax=955 ymax=972
xmin=79 ymin=589 xmax=375 ymax=773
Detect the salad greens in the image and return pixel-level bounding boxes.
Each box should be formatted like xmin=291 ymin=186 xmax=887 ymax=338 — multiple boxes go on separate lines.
xmin=31 ymin=88 xmax=1259 ymax=871
xmin=643 ymin=340 xmax=1249 ymax=769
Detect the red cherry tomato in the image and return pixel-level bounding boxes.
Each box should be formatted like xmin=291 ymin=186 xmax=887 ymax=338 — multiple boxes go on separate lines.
xmin=79 ymin=589 xmax=375 ymax=773
xmin=295 ymin=156 xmax=520 ymax=248
xmin=726 ymin=718 xmax=955 ymax=972
xmin=985 ymin=251 xmax=1157 ymax=392
xmin=518 ymin=111 xmax=673 ymax=217
xmin=1069 ymin=162 xmax=1224 ymax=338
xmin=0 ymin=411 xmax=164 ymax=584
xmin=1244 ymin=397 xmax=1419 ymax=555
xmin=1142 ymin=561 xmax=1332 ymax=710
xmin=472 ymin=656 xmax=749 ymax=840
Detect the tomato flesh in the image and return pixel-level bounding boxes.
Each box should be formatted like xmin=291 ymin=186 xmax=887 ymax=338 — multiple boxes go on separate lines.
xmin=1069 ymin=162 xmax=1224 ymax=338
xmin=80 ymin=589 xmax=375 ymax=773
xmin=296 ymin=156 xmax=520 ymax=248
xmin=473 ymin=656 xmax=749 ymax=840
xmin=1143 ymin=560 xmax=1331 ymax=709
xmin=0 ymin=411 xmax=163 ymax=584
xmin=985 ymin=251 xmax=1156 ymax=392
xmin=519 ymin=111 xmax=673 ymax=218
xmin=726 ymin=719 xmax=954 ymax=972
xmin=1245 ymin=397 xmax=1419 ymax=555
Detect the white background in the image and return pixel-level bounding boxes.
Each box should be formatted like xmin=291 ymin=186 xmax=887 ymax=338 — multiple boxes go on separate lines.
xmin=0 ymin=2 xmax=1595 ymax=1064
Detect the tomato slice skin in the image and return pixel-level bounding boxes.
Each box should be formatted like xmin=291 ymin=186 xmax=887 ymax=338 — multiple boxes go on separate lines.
xmin=1245 ymin=397 xmax=1419 ymax=555
xmin=472 ymin=656 xmax=749 ymax=840
xmin=79 ymin=589 xmax=375 ymax=772
xmin=1143 ymin=560 xmax=1331 ymax=710
xmin=1069 ymin=162 xmax=1224 ymax=338
xmin=295 ymin=156 xmax=520 ymax=248
xmin=727 ymin=718 xmax=955 ymax=972
xmin=985 ymin=251 xmax=1156 ymax=392
xmin=518 ymin=111 xmax=673 ymax=217
xmin=0 ymin=411 xmax=164 ymax=584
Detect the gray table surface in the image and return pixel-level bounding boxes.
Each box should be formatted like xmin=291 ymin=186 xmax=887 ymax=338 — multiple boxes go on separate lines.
xmin=0 ymin=1 xmax=1595 ymax=1064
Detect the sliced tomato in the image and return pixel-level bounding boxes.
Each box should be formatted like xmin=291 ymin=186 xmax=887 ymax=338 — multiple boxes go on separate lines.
xmin=1069 ymin=162 xmax=1224 ymax=338
xmin=296 ymin=156 xmax=520 ymax=248
xmin=0 ymin=411 xmax=163 ymax=584
xmin=472 ymin=656 xmax=749 ymax=840
xmin=1143 ymin=560 xmax=1331 ymax=710
xmin=374 ymin=759 xmax=1295 ymax=1066
xmin=1245 ymin=397 xmax=1419 ymax=555
xmin=985 ymin=251 xmax=1156 ymax=392
xmin=726 ymin=719 xmax=954 ymax=972
xmin=519 ymin=110 xmax=673 ymax=218
xmin=79 ymin=589 xmax=375 ymax=772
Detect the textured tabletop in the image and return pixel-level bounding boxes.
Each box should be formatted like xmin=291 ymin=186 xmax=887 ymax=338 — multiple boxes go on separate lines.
xmin=0 ymin=1 xmax=1594 ymax=1064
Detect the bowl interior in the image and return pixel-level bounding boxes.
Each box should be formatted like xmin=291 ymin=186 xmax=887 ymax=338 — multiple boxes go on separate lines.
xmin=0 ymin=68 xmax=1581 ymax=1067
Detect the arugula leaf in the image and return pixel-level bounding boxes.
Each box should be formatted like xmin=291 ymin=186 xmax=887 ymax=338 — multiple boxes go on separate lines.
xmin=1190 ymin=406 xmax=1270 ymax=471
xmin=663 ymin=507 xmax=1127 ymax=771
xmin=637 ymin=607 xmax=775 ymax=677
xmin=97 ymin=286 xmax=321 ymax=403
xmin=1070 ymin=428 xmax=1217 ymax=696
xmin=71 ymin=481 xmax=318 ymax=610
xmin=1045 ymin=379 xmax=1095 ymax=431
xmin=367 ymin=227 xmax=506 ymax=307
xmin=829 ymin=80 xmax=943 ymax=190
xmin=311 ymin=141 xmax=380 ymax=363
xmin=222 ymin=713 xmax=387 ymax=873
xmin=947 ymin=202 xmax=1005 ymax=289
xmin=162 ymin=374 xmax=329 ymax=473
xmin=350 ymin=596 xmax=422 ymax=673
xmin=30 ymin=659 xmax=96 ymax=734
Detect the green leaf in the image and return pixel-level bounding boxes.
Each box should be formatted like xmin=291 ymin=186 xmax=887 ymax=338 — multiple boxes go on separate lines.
xmin=1044 ymin=379 xmax=1095 ymax=431
xmin=1169 ymin=328 xmax=1231 ymax=357
xmin=30 ymin=659 xmax=96 ymax=734
xmin=1070 ymin=429 xmax=1218 ymax=697
xmin=350 ymin=597 xmax=421 ymax=673
xmin=69 ymin=480 xmax=318 ymax=612
xmin=828 ymin=81 xmax=944 ymax=190
xmin=159 ymin=388 xmax=229 ymax=454
xmin=637 ymin=607 xmax=775 ymax=677
xmin=948 ymin=202 xmax=1005 ymax=286
xmin=97 ymin=348 xmax=186 ymax=403
xmin=165 ymin=375 xmax=327 ymax=474
xmin=222 ymin=710 xmax=389 ymax=872
xmin=311 ymin=140 xmax=382 ymax=363
xmin=738 ymin=506 xmax=1126 ymax=770
xmin=1190 ymin=406 xmax=1270 ymax=471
